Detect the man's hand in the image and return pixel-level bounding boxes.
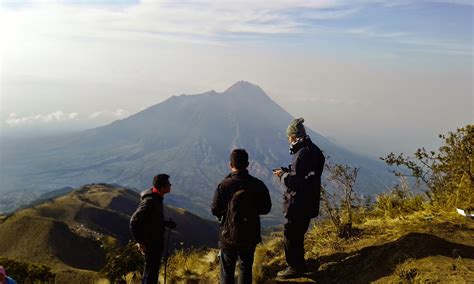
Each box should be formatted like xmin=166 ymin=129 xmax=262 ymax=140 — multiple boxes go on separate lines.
xmin=164 ymin=220 xmax=177 ymax=229
xmin=136 ymin=243 xmax=146 ymax=255
xmin=273 ymin=169 xmax=284 ymax=178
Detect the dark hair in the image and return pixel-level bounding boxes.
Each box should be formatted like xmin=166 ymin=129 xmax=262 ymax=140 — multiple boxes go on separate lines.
xmin=230 ymin=149 xmax=249 ymax=170
xmin=153 ymin=174 xmax=170 ymax=188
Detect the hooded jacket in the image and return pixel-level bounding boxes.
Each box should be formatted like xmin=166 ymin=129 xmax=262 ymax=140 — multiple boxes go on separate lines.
xmin=280 ymin=136 xmax=325 ymax=219
xmin=130 ymin=189 xmax=165 ymax=249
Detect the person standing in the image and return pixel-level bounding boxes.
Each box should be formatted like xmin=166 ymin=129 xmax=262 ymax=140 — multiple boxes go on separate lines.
xmin=212 ymin=149 xmax=272 ymax=284
xmin=274 ymin=118 xmax=325 ymax=279
xmin=130 ymin=174 xmax=177 ymax=284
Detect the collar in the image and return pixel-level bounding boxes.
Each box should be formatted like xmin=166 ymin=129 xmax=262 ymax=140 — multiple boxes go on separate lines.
xmin=289 ymin=135 xmax=311 ymax=155
xmin=152 ymin=187 xmax=165 ymax=197
xmin=230 ymin=169 xmax=250 ymax=178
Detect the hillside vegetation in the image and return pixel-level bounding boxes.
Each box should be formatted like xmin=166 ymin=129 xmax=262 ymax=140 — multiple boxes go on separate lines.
xmin=158 ymin=208 xmax=473 ymax=283
xmin=0 ymin=184 xmax=218 ymax=282
xmin=142 ymin=125 xmax=474 ymax=283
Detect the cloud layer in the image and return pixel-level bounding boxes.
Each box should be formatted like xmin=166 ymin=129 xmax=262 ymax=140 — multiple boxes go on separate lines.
xmin=6 ymin=109 xmax=130 ymax=127
xmin=2 ymin=0 xmax=471 ymax=53
xmin=6 ymin=111 xmax=79 ymax=127
xmin=88 ymin=109 xmax=130 ymax=120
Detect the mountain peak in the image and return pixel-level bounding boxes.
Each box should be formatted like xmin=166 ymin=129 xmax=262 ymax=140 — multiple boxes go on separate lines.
xmin=224 ymin=80 xmax=266 ymax=97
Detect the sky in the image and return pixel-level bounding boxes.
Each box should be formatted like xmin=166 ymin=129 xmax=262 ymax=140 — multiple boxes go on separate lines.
xmin=0 ymin=0 xmax=472 ymax=157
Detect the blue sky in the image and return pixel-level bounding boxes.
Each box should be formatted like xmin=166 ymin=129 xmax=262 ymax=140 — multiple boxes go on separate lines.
xmin=1 ymin=0 xmax=472 ymax=156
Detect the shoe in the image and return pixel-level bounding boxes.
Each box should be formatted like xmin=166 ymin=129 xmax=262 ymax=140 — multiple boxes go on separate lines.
xmin=277 ymin=267 xmax=303 ymax=279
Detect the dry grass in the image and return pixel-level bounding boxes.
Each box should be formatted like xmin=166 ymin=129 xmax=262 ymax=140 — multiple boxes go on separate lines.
xmin=254 ymin=234 xmax=286 ymax=282
xmin=371 ymin=185 xmax=426 ymax=219
xmin=161 ymin=203 xmax=474 ymax=283
xmin=376 ymin=256 xmax=474 ymax=283
xmin=162 ymin=248 xmax=220 ymax=283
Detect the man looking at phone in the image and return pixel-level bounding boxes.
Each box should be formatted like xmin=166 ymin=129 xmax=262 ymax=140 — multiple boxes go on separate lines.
xmin=273 ymin=118 xmax=325 ymax=279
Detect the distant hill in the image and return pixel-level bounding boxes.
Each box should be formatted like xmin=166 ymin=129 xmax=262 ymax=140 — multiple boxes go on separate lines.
xmin=0 ymin=184 xmax=218 ymax=278
xmin=0 ymin=214 xmax=105 ymax=271
xmin=0 ymin=81 xmax=396 ymax=223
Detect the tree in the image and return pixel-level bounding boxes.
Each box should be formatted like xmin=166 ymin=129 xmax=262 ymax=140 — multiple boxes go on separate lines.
xmin=381 ymin=125 xmax=473 ymax=209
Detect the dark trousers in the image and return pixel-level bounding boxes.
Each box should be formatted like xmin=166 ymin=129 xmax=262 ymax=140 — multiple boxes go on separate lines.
xmin=142 ymin=248 xmax=162 ymax=284
xmin=220 ymin=245 xmax=256 ymax=284
xmin=284 ymin=218 xmax=311 ymax=271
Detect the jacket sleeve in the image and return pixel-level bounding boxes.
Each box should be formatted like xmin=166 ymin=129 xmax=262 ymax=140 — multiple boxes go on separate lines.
xmin=130 ymin=197 xmax=152 ymax=243
xmin=256 ymin=180 xmax=272 ymax=215
xmin=211 ymin=184 xmax=225 ymax=219
xmin=281 ymin=150 xmax=310 ymax=192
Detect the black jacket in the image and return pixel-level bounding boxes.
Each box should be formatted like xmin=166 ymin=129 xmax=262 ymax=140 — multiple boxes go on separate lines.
xmin=280 ymin=136 xmax=325 ymax=219
xmin=130 ymin=189 xmax=166 ymax=250
xmin=211 ymin=170 xmax=272 ymax=248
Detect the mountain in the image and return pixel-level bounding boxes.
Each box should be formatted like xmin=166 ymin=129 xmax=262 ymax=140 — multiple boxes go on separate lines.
xmin=0 ymin=81 xmax=396 ymax=223
xmin=0 ymin=184 xmax=218 ymax=264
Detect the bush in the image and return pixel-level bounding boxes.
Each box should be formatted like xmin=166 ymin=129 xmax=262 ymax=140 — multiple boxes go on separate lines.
xmin=374 ymin=184 xmax=425 ymax=218
xmin=322 ymin=161 xmax=360 ymax=238
xmin=0 ymin=257 xmax=54 ymax=283
xmin=100 ymin=241 xmax=144 ymax=283
xmin=381 ymin=125 xmax=473 ymax=210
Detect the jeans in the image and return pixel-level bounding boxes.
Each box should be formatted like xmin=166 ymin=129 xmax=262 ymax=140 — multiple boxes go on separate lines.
xmin=142 ymin=248 xmax=162 ymax=284
xmin=220 ymin=245 xmax=256 ymax=284
xmin=284 ymin=218 xmax=311 ymax=271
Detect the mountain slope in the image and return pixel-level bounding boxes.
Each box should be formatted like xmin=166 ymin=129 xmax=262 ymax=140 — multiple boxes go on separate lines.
xmin=0 ymin=183 xmax=219 ymax=274
xmin=1 ymin=81 xmax=395 ymax=223
xmin=0 ymin=214 xmax=105 ymax=271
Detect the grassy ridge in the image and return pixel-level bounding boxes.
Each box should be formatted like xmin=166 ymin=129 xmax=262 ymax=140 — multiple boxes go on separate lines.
xmin=0 ymin=184 xmax=219 ymax=283
xmin=161 ymin=203 xmax=474 ymax=283
xmin=0 ymin=214 xmax=105 ymax=270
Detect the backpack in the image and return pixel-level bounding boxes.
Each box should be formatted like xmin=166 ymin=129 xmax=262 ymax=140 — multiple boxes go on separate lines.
xmin=221 ymin=184 xmax=258 ymax=247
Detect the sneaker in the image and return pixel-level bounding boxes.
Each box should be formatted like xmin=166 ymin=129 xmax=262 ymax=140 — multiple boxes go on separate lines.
xmin=277 ymin=267 xmax=303 ymax=279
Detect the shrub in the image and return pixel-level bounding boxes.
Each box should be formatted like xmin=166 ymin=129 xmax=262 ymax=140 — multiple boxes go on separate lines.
xmin=0 ymin=257 xmax=54 ymax=283
xmin=381 ymin=125 xmax=473 ymax=210
xmin=100 ymin=241 xmax=144 ymax=283
xmin=322 ymin=161 xmax=360 ymax=238
xmin=374 ymin=187 xmax=425 ymax=218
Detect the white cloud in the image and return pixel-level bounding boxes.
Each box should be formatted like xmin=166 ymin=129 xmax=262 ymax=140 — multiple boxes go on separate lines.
xmin=6 ymin=110 xmax=79 ymax=127
xmin=345 ymin=26 xmax=473 ymax=55
xmin=429 ymin=0 xmax=474 ymax=5
xmin=5 ymin=109 xmax=131 ymax=127
xmin=347 ymin=27 xmax=408 ymax=39
xmin=0 ymin=0 xmax=356 ymax=48
xmin=88 ymin=109 xmax=130 ymax=120
xmin=2 ymin=0 xmax=470 ymax=57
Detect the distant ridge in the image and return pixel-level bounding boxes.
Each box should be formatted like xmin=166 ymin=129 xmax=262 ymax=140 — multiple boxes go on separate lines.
xmin=0 ymin=184 xmax=218 ymax=267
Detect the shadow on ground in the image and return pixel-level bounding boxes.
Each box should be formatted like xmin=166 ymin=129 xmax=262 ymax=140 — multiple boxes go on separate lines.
xmin=272 ymin=232 xmax=474 ymax=284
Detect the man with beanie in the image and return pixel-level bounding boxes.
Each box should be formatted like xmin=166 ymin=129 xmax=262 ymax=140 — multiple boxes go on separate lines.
xmin=212 ymin=149 xmax=272 ymax=284
xmin=130 ymin=174 xmax=177 ymax=284
xmin=274 ymin=118 xmax=325 ymax=279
